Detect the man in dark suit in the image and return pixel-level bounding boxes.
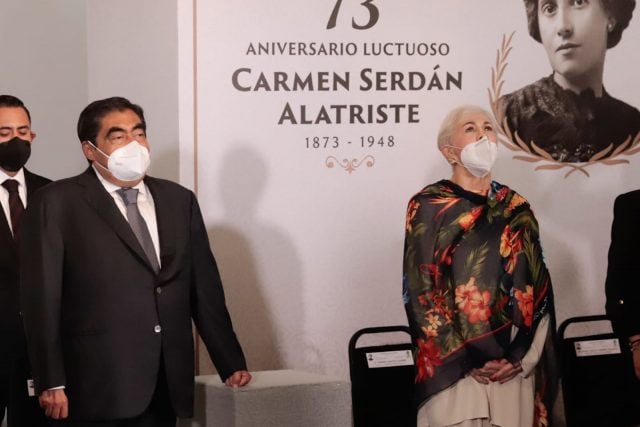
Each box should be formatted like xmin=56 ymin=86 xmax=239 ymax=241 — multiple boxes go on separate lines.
xmin=605 ymin=190 xmax=640 ymax=379
xmin=20 ymin=97 xmax=251 ymax=426
xmin=0 ymin=95 xmax=50 ymax=426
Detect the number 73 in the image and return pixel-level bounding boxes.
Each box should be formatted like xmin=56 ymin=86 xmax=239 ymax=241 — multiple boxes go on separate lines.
xmin=326 ymin=0 xmax=379 ymax=30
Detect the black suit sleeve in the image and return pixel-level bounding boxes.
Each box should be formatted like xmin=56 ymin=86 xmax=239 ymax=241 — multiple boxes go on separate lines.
xmin=605 ymin=193 xmax=640 ymax=340
xmin=188 ymin=193 xmax=247 ymax=380
xmin=19 ymin=191 xmax=66 ymax=393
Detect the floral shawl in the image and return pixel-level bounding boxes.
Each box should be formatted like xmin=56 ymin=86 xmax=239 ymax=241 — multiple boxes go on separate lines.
xmin=403 ymin=180 xmax=556 ymax=425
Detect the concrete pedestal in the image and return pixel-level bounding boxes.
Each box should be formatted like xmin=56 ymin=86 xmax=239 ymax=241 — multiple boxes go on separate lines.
xmin=178 ymin=370 xmax=352 ymax=427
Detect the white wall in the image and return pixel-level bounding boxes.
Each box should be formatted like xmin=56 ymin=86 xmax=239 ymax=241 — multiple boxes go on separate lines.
xmin=1 ymin=0 xmax=88 ymax=179
xmin=1 ymin=0 xmax=181 ymax=182
xmin=86 ymin=0 xmax=180 ymax=182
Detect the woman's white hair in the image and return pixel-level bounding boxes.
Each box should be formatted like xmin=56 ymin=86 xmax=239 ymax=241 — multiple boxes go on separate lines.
xmin=437 ymin=105 xmax=496 ymax=150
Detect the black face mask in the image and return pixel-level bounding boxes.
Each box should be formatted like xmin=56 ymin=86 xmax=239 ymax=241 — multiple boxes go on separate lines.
xmin=0 ymin=137 xmax=31 ymax=172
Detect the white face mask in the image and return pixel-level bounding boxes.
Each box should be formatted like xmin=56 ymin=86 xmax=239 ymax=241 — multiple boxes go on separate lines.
xmin=88 ymin=140 xmax=151 ymax=181
xmin=457 ymin=137 xmax=498 ymax=178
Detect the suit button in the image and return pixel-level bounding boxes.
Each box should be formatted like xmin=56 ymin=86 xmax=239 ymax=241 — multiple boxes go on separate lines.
xmin=619 ymin=299 xmax=625 ymax=305
xmin=156 ymin=287 xmax=162 ymax=295
xmin=154 ymin=325 xmax=162 ymax=333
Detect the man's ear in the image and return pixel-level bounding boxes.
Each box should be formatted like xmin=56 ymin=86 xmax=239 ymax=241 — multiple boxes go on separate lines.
xmin=81 ymin=141 xmax=96 ymax=161
xmin=29 ymin=131 xmax=36 ymax=142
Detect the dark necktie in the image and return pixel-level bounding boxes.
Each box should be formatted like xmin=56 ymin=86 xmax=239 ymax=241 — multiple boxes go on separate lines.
xmin=116 ymin=187 xmax=160 ymax=273
xmin=2 ymin=179 xmax=24 ymax=241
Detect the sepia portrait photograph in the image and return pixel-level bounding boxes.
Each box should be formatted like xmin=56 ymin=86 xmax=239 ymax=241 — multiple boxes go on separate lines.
xmin=500 ymin=0 xmax=640 ymax=163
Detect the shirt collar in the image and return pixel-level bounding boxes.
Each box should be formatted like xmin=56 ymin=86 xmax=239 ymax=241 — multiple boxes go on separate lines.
xmin=92 ymin=164 xmax=147 ymax=196
xmin=0 ymin=168 xmax=26 ymax=188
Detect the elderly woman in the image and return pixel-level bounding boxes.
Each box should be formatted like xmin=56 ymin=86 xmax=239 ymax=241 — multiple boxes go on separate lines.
xmin=501 ymin=0 xmax=640 ymax=163
xmin=403 ymin=105 xmax=557 ymax=427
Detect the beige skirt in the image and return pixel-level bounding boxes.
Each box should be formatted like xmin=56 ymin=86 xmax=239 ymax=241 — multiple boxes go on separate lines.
xmin=416 ymin=373 xmax=534 ymax=427
xmin=416 ymin=315 xmax=549 ymax=427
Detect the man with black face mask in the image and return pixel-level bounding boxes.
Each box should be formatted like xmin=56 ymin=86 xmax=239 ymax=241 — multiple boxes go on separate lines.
xmin=0 ymin=95 xmax=50 ymax=426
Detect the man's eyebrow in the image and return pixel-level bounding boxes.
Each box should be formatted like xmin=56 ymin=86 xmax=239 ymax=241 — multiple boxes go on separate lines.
xmin=133 ymin=123 xmax=146 ymax=131
xmin=105 ymin=126 xmax=126 ymax=138
xmin=0 ymin=125 xmax=30 ymax=131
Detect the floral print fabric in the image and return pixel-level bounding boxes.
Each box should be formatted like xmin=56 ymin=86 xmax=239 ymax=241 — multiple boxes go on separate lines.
xmin=403 ymin=180 xmax=554 ymax=424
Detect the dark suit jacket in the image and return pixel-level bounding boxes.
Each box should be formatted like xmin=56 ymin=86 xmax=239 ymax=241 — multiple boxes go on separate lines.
xmin=0 ymin=169 xmax=51 ymax=374
xmin=20 ymin=168 xmax=247 ymax=420
xmin=605 ymin=190 xmax=640 ymax=340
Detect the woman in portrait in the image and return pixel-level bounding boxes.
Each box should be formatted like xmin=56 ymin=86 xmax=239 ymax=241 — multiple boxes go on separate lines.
xmin=403 ymin=105 xmax=557 ymax=426
xmin=500 ymin=0 xmax=639 ymax=163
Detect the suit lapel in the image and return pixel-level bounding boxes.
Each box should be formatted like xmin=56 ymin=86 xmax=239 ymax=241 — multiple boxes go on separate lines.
xmin=78 ymin=169 xmax=157 ymax=274
xmin=145 ymin=177 xmax=176 ymax=278
xmin=0 ymin=198 xmax=15 ymax=253
xmin=24 ymin=169 xmax=47 ymax=203
xmin=0 ymin=169 xmax=49 ymax=258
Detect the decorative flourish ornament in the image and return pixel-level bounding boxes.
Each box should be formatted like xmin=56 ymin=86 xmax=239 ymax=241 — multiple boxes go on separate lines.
xmin=325 ymin=155 xmax=375 ymax=174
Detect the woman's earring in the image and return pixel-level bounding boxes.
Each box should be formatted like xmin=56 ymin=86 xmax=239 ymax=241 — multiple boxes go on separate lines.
xmin=607 ymin=22 xmax=614 ymax=32
xmin=448 ymin=157 xmax=457 ymax=165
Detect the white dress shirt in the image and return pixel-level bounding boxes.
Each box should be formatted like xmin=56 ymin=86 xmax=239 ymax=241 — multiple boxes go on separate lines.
xmin=0 ymin=168 xmax=27 ymax=236
xmin=92 ymin=165 xmax=161 ymax=266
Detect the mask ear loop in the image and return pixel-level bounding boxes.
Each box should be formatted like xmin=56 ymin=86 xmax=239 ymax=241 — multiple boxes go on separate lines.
xmin=444 ymin=145 xmax=461 ymax=165
xmin=83 ymin=141 xmax=113 ymax=175
xmin=83 ymin=140 xmax=111 ymax=159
